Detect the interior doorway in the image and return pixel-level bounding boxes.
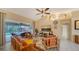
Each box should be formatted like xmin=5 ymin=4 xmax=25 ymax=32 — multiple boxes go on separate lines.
xmin=61 ymin=24 xmax=70 ymax=40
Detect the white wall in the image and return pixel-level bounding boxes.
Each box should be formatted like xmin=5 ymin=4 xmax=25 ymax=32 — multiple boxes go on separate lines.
xmin=71 ymin=11 xmax=79 ymax=41
xmin=35 ymin=17 xmax=51 ymax=31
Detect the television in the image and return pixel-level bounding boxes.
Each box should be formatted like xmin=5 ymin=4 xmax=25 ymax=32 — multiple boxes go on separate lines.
xmin=41 ymin=28 xmax=51 ymax=31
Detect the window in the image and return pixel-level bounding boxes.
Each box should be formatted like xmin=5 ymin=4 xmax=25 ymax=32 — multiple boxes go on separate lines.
xmin=5 ymin=22 xmax=33 ymax=34
xmin=5 ymin=22 xmax=33 ymax=43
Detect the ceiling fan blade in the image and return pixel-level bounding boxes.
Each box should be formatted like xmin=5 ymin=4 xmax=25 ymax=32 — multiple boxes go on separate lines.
xmin=45 ymin=8 xmax=49 ymax=11
xmin=36 ymin=9 xmax=42 ymax=12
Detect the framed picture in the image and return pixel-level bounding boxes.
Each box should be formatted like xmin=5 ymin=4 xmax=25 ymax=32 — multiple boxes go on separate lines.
xmin=75 ymin=20 xmax=79 ymax=30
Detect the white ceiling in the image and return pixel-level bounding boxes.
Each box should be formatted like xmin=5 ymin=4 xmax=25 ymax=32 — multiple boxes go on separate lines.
xmin=2 ymin=8 xmax=79 ymax=20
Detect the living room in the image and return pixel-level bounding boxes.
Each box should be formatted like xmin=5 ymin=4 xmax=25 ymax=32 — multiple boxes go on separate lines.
xmin=0 ymin=8 xmax=79 ymax=51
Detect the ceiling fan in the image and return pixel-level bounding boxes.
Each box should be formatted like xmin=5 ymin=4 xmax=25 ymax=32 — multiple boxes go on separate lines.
xmin=36 ymin=8 xmax=50 ymax=17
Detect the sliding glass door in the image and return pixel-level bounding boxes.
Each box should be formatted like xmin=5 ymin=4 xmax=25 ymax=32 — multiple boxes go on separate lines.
xmin=5 ymin=22 xmax=33 ymax=43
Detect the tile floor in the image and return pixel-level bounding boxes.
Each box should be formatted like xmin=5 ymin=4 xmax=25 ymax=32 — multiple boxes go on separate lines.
xmin=0 ymin=43 xmax=14 ymax=51
xmin=59 ymin=39 xmax=79 ymax=51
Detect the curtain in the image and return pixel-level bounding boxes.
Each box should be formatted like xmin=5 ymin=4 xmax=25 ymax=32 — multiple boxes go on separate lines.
xmin=0 ymin=12 xmax=6 ymax=46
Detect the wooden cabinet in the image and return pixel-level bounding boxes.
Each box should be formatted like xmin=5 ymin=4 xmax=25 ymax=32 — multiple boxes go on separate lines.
xmin=74 ymin=35 xmax=79 ymax=44
xmin=42 ymin=36 xmax=58 ymax=49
